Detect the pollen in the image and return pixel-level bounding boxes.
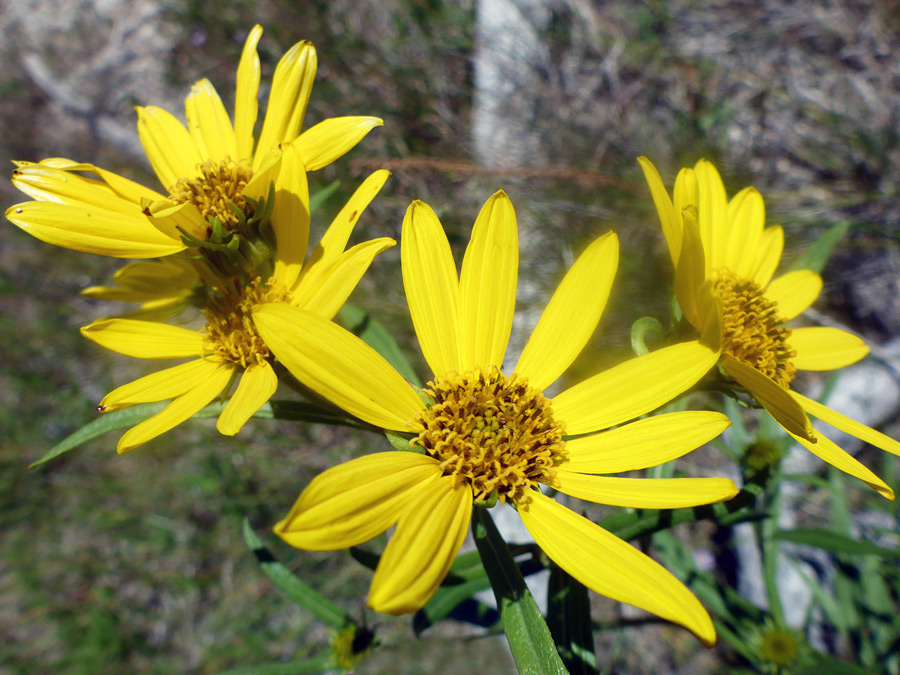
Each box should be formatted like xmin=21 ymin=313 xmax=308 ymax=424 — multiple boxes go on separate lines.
xmin=169 ymin=158 xmax=254 ymax=229
xmin=411 ymin=366 xmax=567 ymax=505
xmin=713 ymin=270 xmax=797 ymax=388
xmin=203 ymin=276 xmax=291 ymax=368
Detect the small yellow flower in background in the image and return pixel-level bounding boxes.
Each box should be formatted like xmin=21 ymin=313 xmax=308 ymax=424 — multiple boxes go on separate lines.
xmin=6 ymin=25 xmax=382 ymax=269
xmin=639 ymin=157 xmax=900 ymax=499
xmin=80 ymin=170 xmax=394 ymax=453
xmin=253 ymin=191 xmax=739 ymax=646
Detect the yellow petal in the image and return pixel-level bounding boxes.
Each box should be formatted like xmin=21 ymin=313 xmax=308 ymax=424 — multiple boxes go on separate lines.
xmin=793 ymin=391 xmax=900 ymax=459
xmin=694 ymin=159 xmax=727 ymax=273
xmin=136 ymin=106 xmax=203 ymax=190
xmin=28 ymin=157 xmax=167 ymax=203
xmin=12 ymin=163 xmax=139 ymax=215
xmin=81 ymin=318 xmax=203 ymax=358
xmin=515 ymin=232 xmax=618 ymax=391
xmin=144 ymin=199 xmax=208 ymax=241
xmin=765 ymin=270 xmax=822 ymax=320
xmin=554 ymin=340 xmax=718 ymax=435
xmin=724 ymin=187 xmax=764 ymax=278
xmin=401 ymin=200 xmax=461 ymax=376
xmin=672 ymin=167 xmax=698 ymax=235
xmin=369 ymin=475 xmax=472 ymax=614
xmin=564 ymin=411 xmax=731 ymax=474
xmin=458 ymin=190 xmax=517 ymax=369
xmin=675 ymin=205 xmax=706 ymax=329
xmin=100 ymin=358 xmax=220 ymax=412
xmin=520 ymin=491 xmax=717 ymax=647
xmin=83 ymin=259 xmax=198 ymax=301
xmin=637 ymin=156 xmax=681 ymax=265
xmin=217 ymin=361 xmax=278 ymax=436
xmin=116 ymin=363 xmax=233 ymax=452
xmin=553 ymin=471 xmax=739 ymax=508
xmin=242 ymin=147 xmax=282 ymax=202
xmin=252 ymin=304 xmax=424 ymax=428
xmin=790 ymin=327 xmax=869 ymax=371
xmin=6 ymin=201 xmax=185 ymax=258
xmin=291 ymin=238 xmax=396 ymax=319
xmin=295 ymin=117 xmax=384 ymax=171
xmin=234 ymin=25 xmax=263 ymax=162
xmin=184 ymin=78 xmax=237 ymax=163
xmin=271 ymin=140 xmax=310 ymax=288
xmin=254 ymin=41 xmax=316 ymax=167
xmin=751 ymin=226 xmax=784 ymax=287
xmin=790 ymin=428 xmax=894 ymax=500
xmin=274 ymin=452 xmax=443 ymax=550
xmin=720 ymin=356 xmax=814 ymax=441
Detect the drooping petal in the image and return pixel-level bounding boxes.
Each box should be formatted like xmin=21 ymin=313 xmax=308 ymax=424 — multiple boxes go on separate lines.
xmin=694 ymin=159 xmax=728 ymax=274
xmin=520 ymin=491 xmax=717 ymax=647
xmin=401 ymin=200 xmax=461 ymax=376
xmin=291 ymin=238 xmax=396 ymax=320
xmin=25 ymin=157 xmax=167 ymax=203
xmin=458 ymin=191 xmax=517 ymax=369
xmin=720 ymin=356 xmax=814 ymax=441
xmin=515 ymin=232 xmax=618 ymax=391
xmin=675 ymin=205 xmax=706 ymax=329
xmin=564 ymin=411 xmax=731 ymax=474
xmin=552 ymin=471 xmax=739 ymax=509
xmin=751 ymin=226 xmax=784 ymax=288
xmin=217 ymin=361 xmax=278 ymax=436
xmin=6 ymin=202 xmax=184 ymax=258
xmin=270 ymin=140 xmax=310 ymax=288
xmin=116 ymin=363 xmax=233 ymax=453
xmin=793 ymin=391 xmax=900 ymax=458
xmin=295 ymin=117 xmax=384 ymax=171
xmin=274 ymin=452 xmax=443 ymax=550
xmin=790 ymin=429 xmax=894 ymax=500
xmin=104 ymin=258 xmax=198 ymax=297
xmin=100 ymin=358 xmax=220 ymax=412
xmin=81 ymin=318 xmax=204 ymax=359
xmin=253 ymin=41 xmax=316 ymax=168
xmin=184 ymin=78 xmax=238 ymax=164
xmin=637 ymin=157 xmax=681 ymax=265
xmin=790 ymin=327 xmax=869 ymax=371
xmin=368 ymin=475 xmax=472 ymax=614
xmin=724 ymin=187 xmax=764 ymax=278
xmin=136 ymin=106 xmax=203 ymax=190
xmin=253 ymin=304 xmax=424 ymax=429
xmin=143 ymin=199 xmax=208 ymax=241
xmin=765 ymin=270 xmax=822 ymax=320
xmin=12 ymin=163 xmax=139 ymax=215
xmin=554 ymin=340 xmax=718 ymax=436
xmin=234 ymin=24 xmax=263 ymax=162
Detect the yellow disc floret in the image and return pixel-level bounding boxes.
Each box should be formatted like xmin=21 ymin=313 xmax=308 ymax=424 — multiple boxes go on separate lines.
xmin=203 ymin=276 xmax=291 ymax=368
xmin=169 ymin=158 xmax=254 ymax=230
xmin=411 ymin=366 xmax=566 ymax=505
xmin=714 ymin=270 xmax=797 ymax=388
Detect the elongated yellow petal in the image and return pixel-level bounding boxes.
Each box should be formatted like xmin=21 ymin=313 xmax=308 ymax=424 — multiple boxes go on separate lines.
xmin=402 ymin=200 xmax=461 ymax=376
xmin=242 ymin=147 xmax=282 ymax=202
xmin=234 ymin=24 xmax=262 ymax=162
xmin=515 ymin=232 xmax=618 ymax=391
xmin=793 ymin=391 xmax=900 ymax=458
xmin=751 ymin=226 xmax=783 ymax=288
xmin=116 ymin=363 xmax=233 ymax=452
xmin=694 ymin=159 xmax=727 ymax=273
xmin=520 ymin=491 xmax=717 ymax=647
xmin=217 ymin=361 xmax=278 ymax=436
xmin=254 ymin=41 xmax=316 ymax=168
xmin=144 ymin=200 xmax=207 ymax=241
xmin=136 ymin=106 xmax=203 ymax=190
xmin=12 ymin=164 xmax=138 ymax=215
xmin=295 ymin=117 xmax=384 ymax=171
xmin=637 ymin=156 xmax=681 ymax=265
xmin=6 ymin=202 xmax=184 ymax=258
xmin=81 ymin=318 xmax=203 ymax=358
xmin=554 ymin=341 xmax=718 ymax=436
xmin=790 ymin=429 xmax=894 ymax=500
xmin=274 ymin=452 xmax=443 ymax=550
xmin=184 ymin=78 xmax=237 ymax=164
xmin=724 ymin=187 xmax=764 ymax=278
xmin=720 ymin=355 xmax=814 ymax=441
xmin=553 ymin=471 xmax=739 ymax=508
xmin=83 ymin=259 xmax=198 ymax=301
xmin=28 ymin=157 xmax=167 ymax=203
xmin=675 ymin=205 xmax=706 ymax=329
xmin=291 ymin=238 xmax=396 ymax=319
xmin=765 ymin=270 xmax=822 ymax=320
xmin=369 ymin=475 xmax=472 ymax=614
xmin=271 ymin=140 xmax=310 ymax=288
xmin=458 ymin=191 xmax=517 ymax=369
xmin=564 ymin=411 xmax=731 ymax=474
xmin=253 ymin=304 xmax=424 ymax=428
xmin=100 ymin=358 xmax=220 ymax=411
xmin=790 ymin=327 xmax=869 ymax=371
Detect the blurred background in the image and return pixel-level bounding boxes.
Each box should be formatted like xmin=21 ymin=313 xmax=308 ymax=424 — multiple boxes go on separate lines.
xmin=2 ymin=1 xmax=899 ymax=672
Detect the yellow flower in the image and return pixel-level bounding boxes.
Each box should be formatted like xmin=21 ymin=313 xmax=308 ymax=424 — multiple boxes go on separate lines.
xmin=252 ymin=191 xmax=739 ymax=646
xmin=639 ymin=157 xmax=900 ymax=499
xmin=80 ymin=171 xmax=394 ymax=452
xmin=6 ymin=25 xmax=382 ymax=263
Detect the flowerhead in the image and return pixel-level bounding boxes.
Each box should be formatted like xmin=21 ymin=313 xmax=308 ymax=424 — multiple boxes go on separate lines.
xmin=253 ymin=191 xmax=739 ymax=646
xmin=80 ymin=171 xmax=394 ymax=452
xmin=640 ymin=157 xmax=899 ymax=499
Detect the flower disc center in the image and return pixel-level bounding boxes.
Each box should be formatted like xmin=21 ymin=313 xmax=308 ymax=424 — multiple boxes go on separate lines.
xmin=169 ymin=159 xmax=254 ymax=230
xmin=411 ymin=366 xmax=567 ymax=505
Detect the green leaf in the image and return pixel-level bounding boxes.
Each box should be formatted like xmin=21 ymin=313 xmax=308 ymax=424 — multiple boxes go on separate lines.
xmin=547 ymin=563 xmax=598 ymax=675
xmin=242 ymin=519 xmax=350 ymax=629
xmin=213 ymin=653 xmax=336 ymax=675
xmin=309 ymin=180 xmax=341 ymax=215
xmin=338 ymin=304 xmax=422 ymax=387
xmin=472 ymin=508 xmax=568 ymax=675
xmin=789 ymin=221 xmax=850 ymax=274
xmin=772 ymin=527 xmax=900 ymax=557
